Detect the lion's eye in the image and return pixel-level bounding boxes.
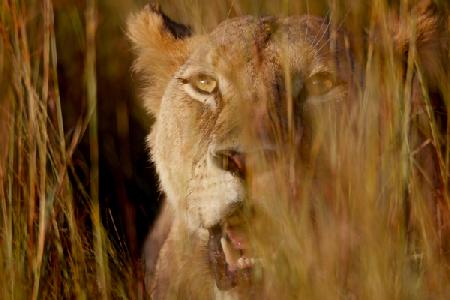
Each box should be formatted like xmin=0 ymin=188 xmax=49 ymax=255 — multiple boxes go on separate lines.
xmin=304 ymin=72 xmax=335 ymax=97
xmin=190 ymin=74 xmax=218 ymax=94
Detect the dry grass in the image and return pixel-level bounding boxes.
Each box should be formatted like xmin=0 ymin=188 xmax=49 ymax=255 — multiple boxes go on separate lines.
xmin=0 ymin=0 xmax=134 ymax=298
xmin=0 ymin=0 xmax=449 ymax=299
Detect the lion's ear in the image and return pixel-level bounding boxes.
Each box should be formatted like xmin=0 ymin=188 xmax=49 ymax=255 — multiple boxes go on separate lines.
xmin=127 ymin=3 xmax=192 ymax=115
xmin=394 ymin=0 xmax=448 ymax=89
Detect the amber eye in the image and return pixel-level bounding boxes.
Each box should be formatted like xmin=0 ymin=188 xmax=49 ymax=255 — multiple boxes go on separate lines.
xmin=190 ymin=74 xmax=218 ymax=94
xmin=304 ymin=72 xmax=335 ymax=97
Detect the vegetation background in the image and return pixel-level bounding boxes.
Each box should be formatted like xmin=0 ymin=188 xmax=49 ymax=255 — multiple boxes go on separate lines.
xmin=0 ymin=0 xmax=448 ymax=299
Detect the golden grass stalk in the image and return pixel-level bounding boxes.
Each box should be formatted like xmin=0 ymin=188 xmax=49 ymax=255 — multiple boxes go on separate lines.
xmin=0 ymin=0 xmax=448 ymax=299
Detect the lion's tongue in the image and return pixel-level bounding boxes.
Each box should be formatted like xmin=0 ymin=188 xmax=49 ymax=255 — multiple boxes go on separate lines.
xmin=225 ymin=227 xmax=248 ymax=250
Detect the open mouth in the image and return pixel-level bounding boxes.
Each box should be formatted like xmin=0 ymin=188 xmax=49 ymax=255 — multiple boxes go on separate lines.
xmin=208 ymin=224 xmax=254 ymax=290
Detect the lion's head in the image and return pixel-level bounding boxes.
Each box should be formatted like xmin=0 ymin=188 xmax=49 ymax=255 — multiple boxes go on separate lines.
xmin=128 ymin=2 xmax=448 ymax=297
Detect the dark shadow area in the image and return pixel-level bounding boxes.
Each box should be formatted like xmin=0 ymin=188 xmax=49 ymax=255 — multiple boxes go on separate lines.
xmin=54 ymin=0 xmax=161 ymax=270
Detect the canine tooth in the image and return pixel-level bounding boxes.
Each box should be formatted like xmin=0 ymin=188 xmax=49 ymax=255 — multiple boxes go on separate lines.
xmin=221 ymin=237 xmax=240 ymax=270
xmin=237 ymin=257 xmax=246 ymax=269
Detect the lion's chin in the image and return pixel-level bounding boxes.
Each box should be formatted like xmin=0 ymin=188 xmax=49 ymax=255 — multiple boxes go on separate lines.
xmin=207 ymin=225 xmax=254 ymax=291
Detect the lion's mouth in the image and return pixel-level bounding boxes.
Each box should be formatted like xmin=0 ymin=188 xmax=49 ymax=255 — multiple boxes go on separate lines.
xmin=208 ymin=225 xmax=254 ymax=290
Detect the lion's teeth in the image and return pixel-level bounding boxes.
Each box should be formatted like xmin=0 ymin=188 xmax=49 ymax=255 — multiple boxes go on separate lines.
xmin=237 ymin=257 xmax=255 ymax=269
xmin=246 ymin=258 xmax=253 ymax=267
xmin=237 ymin=257 xmax=245 ymax=269
xmin=221 ymin=237 xmax=240 ymax=270
xmin=221 ymin=237 xmax=257 ymax=271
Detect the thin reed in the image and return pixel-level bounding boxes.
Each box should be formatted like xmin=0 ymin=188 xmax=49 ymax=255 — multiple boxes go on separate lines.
xmin=0 ymin=0 xmax=448 ymax=299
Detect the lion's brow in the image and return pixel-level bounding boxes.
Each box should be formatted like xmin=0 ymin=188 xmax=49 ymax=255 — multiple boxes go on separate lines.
xmin=253 ymin=17 xmax=278 ymax=64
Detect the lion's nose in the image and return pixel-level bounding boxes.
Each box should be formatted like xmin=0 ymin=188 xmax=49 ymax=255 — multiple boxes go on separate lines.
xmin=211 ymin=149 xmax=246 ymax=178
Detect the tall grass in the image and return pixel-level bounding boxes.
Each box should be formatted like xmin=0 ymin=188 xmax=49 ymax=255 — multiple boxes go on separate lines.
xmin=0 ymin=0 xmax=133 ymax=298
xmin=0 ymin=0 xmax=449 ymax=299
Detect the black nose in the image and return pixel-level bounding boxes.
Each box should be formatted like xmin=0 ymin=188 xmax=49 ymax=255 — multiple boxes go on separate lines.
xmin=212 ymin=149 xmax=246 ymax=178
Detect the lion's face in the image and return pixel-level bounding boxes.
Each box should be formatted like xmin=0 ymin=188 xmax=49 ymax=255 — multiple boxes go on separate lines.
xmin=128 ymin=2 xmax=450 ymax=295
xmin=126 ymin=2 xmax=450 ymax=297
xmin=129 ymin=9 xmax=356 ymax=290
xmin=155 ymin=15 xmax=353 ymax=225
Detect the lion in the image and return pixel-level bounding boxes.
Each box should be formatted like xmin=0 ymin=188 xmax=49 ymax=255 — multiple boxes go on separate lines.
xmin=128 ymin=1 xmax=448 ymax=298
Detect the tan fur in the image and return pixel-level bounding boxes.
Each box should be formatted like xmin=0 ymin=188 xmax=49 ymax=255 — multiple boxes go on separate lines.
xmin=128 ymin=2 xmax=447 ymax=298
xmin=127 ymin=7 xmax=193 ymax=115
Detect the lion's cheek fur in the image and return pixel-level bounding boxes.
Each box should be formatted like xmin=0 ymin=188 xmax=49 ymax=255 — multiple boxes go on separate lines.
xmin=150 ymin=119 xmax=193 ymax=217
xmin=149 ymin=82 xmax=209 ymax=227
xmin=150 ymin=122 xmax=246 ymax=233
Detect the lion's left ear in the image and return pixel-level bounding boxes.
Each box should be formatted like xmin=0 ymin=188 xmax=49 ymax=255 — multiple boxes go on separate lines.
xmin=127 ymin=3 xmax=192 ymax=115
xmin=394 ymin=0 xmax=448 ymax=89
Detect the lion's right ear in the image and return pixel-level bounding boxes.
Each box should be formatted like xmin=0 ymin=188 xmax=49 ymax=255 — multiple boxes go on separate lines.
xmin=127 ymin=3 xmax=192 ymax=115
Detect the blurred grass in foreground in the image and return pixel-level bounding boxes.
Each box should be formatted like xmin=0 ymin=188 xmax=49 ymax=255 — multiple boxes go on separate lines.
xmin=0 ymin=0 xmax=449 ymax=299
